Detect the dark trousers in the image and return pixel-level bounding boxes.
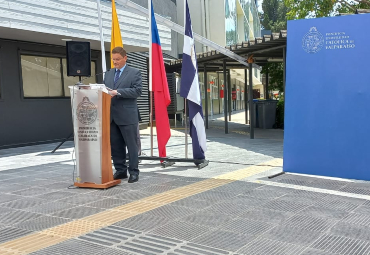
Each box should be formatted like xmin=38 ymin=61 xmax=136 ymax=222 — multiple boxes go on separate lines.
xmin=110 ymin=120 xmax=139 ymax=175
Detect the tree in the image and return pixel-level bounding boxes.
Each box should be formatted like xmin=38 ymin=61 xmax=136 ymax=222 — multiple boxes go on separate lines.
xmin=284 ymin=0 xmax=370 ymax=20
xmin=260 ymin=0 xmax=288 ymax=32
xmin=258 ymin=0 xmax=287 ymax=94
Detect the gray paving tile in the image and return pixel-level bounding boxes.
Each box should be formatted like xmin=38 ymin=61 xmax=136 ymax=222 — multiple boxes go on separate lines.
xmin=14 ymin=215 xmax=70 ymax=231
xmin=190 ymin=190 xmax=237 ymax=202
xmin=311 ymin=234 xmax=370 ymax=255
xmin=0 ymin=207 xmax=20 ymax=216
xmin=339 ymin=186 xmax=370 ymax=196
xmin=95 ymin=248 xmax=131 ymax=255
xmin=150 ymin=221 xmax=210 ymax=241
xmin=24 ymin=201 xmax=78 ymax=214
xmin=57 ymin=194 xmax=105 ymax=205
xmin=35 ymin=191 xmax=76 ymax=200
xmin=52 ymin=206 xmax=104 ymax=219
xmin=169 ymin=197 xmax=214 ymax=209
xmin=283 ymin=214 xmax=336 ymax=232
xmin=39 ymin=182 xmax=73 ymax=190
xmin=175 ymin=243 xmax=229 ymax=255
xmin=181 ymin=211 xmax=233 ymax=228
xmin=0 ymin=193 xmax=23 ymax=204
xmin=316 ymin=196 xmax=365 ymax=212
xmin=0 ymin=197 xmax=49 ymax=209
xmin=114 ymin=214 xmax=172 ymax=232
xmin=211 ymin=181 xmax=263 ymax=194
xmin=330 ymin=221 xmax=370 ymax=242
xmin=230 ymin=195 xmax=270 ymax=208
xmin=114 ymin=190 xmax=156 ymax=200
xmin=239 ymin=207 xmax=293 ymax=224
xmin=0 ymin=227 xmax=33 ymax=244
xmin=193 ymin=229 xmax=255 ymax=252
xmin=0 ymin=210 xmax=43 ymax=225
xmin=220 ymin=218 xmax=274 ymax=236
xmin=299 ymin=248 xmax=338 ymax=255
xmin=299 ymin=206 xmax=350 ymax=220
xmin=275 ymin=178 xmax=313 ymax=186
xmin=0 ymin=183 xmax=32 ymax=193
xmin=242 ymin=188 xmax=288 ymax=199
xmin=145 ymin=205 xmax=196 ymax=219
xmin=203 ymin=201 xmax=252 ymax=216
xmin=85 ymin=198 xmax=132 ymax=209
xmin=354 ymin=204 xmax=370 ymax=215
xmin=263 ymin=225 xmax=323 ymax=246
xmin=29 ymin=239 xmax=107 ymax=255
xmin=238 ymin=237 xmax=305 ymax=255
xmin=92 ymin=188 xmax=131 ymax=197
xmin=342 ymin=213 xmax=370 ymax=227
xmin=10 ymin=187 xmax=52 ymax=197
xmin=264 ymin=200 xmax=309 ymax=213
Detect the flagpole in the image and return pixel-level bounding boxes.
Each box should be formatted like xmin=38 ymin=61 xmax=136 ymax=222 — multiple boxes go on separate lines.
xmin=184 ymin=0 xmax=188 ymax=159
xmin=97 ymin=0 xmax=107 ymax=76
xmin=149 ymin=0 xmax=154 ymax=157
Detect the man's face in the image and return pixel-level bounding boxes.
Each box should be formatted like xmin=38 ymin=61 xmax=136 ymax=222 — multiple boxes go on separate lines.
xmin=112 ymin=53 xmax=127 ymax=70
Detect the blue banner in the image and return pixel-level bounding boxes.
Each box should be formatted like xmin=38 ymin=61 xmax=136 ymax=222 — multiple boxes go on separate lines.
xmin=284 ymin=14 xmax=370 ymax=180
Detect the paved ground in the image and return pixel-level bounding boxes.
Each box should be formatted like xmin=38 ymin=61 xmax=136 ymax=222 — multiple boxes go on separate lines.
xmin=1 ymin=111 xmax=370 ymax=255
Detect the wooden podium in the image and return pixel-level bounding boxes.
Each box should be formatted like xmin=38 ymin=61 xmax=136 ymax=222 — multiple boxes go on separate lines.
xmin=70 ymin=85 xmax=121 ymax=189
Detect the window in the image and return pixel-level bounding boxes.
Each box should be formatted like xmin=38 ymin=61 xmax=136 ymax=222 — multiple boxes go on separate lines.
xmin=200 ymin=82 xmax=205 ymax=99
xmin=21 ymin=54 xmax=96 ymax=98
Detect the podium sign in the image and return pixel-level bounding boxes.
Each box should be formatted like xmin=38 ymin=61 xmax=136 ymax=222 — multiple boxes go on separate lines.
xmin=70 ymin=85 xmax=121 ymax=188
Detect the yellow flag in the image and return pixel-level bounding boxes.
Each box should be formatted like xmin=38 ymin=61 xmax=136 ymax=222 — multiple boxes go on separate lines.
xmin=111 ymin=0 xmax=123 ymax=68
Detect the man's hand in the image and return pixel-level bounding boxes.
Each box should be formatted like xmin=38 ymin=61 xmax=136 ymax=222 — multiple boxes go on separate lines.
xmin=109 ymin=90 xmax=119 ymax=97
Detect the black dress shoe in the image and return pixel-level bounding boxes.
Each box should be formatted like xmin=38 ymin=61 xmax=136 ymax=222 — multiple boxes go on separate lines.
xmin=114 ymin=172 xmax=128 ymax=180
xmin=128 ymin=174 xmax=139 ymax=183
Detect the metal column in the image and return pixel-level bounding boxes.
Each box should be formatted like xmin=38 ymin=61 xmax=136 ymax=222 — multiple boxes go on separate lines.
xmin=204 ymin=64 xmax=209 ymax=129
xmin=266 ymin=67 xmax=269 ymax=99
xmin=249 ymin=63 xmax=254 ymax=139
xmin=223 ymin=59 xmax=228 ymax=134
xmin=244 ymin=68 xmax=248 ymax=124
xmin=228 ymin=70 xmax=232 ymax=121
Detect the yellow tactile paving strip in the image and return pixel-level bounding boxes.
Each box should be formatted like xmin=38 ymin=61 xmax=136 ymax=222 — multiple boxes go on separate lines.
xmin=0 ymin=158 xmax=282 ymax=254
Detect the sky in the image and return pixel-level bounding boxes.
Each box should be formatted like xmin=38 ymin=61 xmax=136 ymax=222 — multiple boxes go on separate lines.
xmin=257 ymin=0 xmax=263 ymax=12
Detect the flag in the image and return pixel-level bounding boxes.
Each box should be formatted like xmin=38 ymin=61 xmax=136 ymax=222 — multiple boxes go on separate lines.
xmin=151 ymin=1 xmax=171 ymax=158
xmin=180 ymin=0 xmax=207 ymax=160
xmin=111 ymin=0 xmax=123 ymax=68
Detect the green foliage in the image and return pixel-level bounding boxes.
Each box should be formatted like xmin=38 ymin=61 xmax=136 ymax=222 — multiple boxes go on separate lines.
xmin=260 ymin=63 xmax=284 ymax=92
xmin=284 ymin=0 xmax=370 ymax=20
xmin=275 ymin=98 xmax=285 ymax=128
xmin=260 ymin=0 xmax=288 ymax=32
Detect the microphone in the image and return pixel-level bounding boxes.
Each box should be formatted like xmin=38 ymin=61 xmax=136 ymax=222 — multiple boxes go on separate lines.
xmin=74 ymin=69 xmax=121 ymax=96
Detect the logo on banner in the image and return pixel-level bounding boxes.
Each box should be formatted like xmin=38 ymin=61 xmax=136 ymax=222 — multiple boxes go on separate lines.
xmin=76 ymin=97 xmax=98 ymax=125
xmin=302 ymin=27 xmax=324 ymax=53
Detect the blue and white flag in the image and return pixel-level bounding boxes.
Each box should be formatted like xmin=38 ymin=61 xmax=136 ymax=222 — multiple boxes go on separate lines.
xmin=180 ymin=0 xmax=207 ymax=160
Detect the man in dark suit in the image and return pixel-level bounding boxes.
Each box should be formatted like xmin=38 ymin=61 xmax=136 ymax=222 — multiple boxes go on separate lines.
xmin=104 ymin=47 xmax=142 ymax=183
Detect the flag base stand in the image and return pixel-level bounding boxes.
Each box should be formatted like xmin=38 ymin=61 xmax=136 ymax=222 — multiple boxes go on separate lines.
xmin=138 ymin=156 xmax=209 ymax=170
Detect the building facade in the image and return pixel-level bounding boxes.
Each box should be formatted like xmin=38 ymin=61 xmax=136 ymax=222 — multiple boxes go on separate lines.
xmin=176 ymin=0 xmax=262 ymax=116
xmin=0 ymin=0 xmax=176 ymax=148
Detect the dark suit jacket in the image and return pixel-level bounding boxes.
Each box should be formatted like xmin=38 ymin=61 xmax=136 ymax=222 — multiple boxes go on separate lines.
xmin=104 ymin=66 xmax=142 ymax=126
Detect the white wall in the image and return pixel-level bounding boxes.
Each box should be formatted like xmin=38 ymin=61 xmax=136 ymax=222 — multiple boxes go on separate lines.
xmin=0 ymin=0 xmax=172 ymax=51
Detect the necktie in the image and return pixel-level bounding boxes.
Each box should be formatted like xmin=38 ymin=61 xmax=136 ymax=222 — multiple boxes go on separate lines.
xmin=114 ymin=69 xmax=120 ymax=86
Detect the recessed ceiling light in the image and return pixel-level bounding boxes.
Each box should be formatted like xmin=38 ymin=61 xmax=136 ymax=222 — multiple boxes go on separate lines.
xmin=62 ymin=39 xmax=72 ymax=41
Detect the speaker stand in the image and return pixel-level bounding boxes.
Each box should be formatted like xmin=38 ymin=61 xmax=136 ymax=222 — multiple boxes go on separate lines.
xmin=51 ymin=132 xmax=73 ymax=153
xmin=51 ymin=78 xmax=83 ymax=154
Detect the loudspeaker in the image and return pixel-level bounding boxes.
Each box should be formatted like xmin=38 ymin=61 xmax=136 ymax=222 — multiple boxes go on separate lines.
xmin=66 ymin=41 xmax=91 ymax=77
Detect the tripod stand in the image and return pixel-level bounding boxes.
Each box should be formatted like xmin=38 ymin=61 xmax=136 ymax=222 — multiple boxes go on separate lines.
xmin=51 ymin=77 xmax=82 ymax=153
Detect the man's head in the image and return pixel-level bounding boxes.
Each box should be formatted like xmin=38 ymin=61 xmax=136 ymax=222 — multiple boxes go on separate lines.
xmin=112 ymin=47 xmax=127 ymax=70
